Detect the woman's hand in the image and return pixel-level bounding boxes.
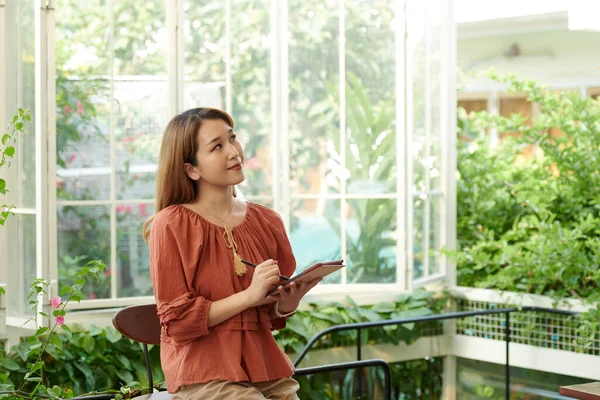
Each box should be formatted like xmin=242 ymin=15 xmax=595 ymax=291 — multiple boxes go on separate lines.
xmin=244 ymin=259 xmax=281 ymax=306
xmin=273 ymin=278 xmax=322 ymax=314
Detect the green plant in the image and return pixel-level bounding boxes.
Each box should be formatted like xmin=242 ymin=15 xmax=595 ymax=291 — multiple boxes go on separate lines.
xmin=0 ymin=260 xmax=112 ymax=399
xmin=312 ymin=72 xmax=397 ymax=283
xmin=448 ymin=71 xmax=600 ymax=352
xmin=1 ymin=290 xmax=445 ymax=399
xmin=1 ymin=323 xmax=163 ymax=399
xmin=0 ymin=108 xmax=31 ymax=227
xmin=451 ymin=71 xmax=600 ymax=302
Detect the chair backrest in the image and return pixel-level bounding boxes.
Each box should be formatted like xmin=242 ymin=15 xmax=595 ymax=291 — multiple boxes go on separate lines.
xmin=112 ymin=304 xmax=161 ymax=345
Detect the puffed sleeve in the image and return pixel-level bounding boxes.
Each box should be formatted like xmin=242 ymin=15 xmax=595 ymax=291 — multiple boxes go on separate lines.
xmin=149 ymin=214 xmax=212 ymax=345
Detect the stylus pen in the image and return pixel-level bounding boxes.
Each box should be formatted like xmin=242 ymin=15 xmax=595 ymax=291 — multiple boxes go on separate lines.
xmin=240 ymin=259 xmax=291 ymax=281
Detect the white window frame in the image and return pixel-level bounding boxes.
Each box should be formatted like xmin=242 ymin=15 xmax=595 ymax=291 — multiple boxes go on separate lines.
xmin=3 ymin=0 xmax=458 ymax=317
xmin=0 ymin=0 xmax=6 ymax=336
xmin=1 ymin=0 xmax=56 ymax=330
xmin=35 ymin=0 xmax=57 ymax=326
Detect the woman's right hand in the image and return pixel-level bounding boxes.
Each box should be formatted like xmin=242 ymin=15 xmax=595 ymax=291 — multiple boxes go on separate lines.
xmin=245 ymin=259 xmax=281 ymax=306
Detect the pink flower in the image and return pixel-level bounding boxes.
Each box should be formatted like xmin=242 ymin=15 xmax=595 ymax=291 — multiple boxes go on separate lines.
xmin=68 ymin=154 xmax=76 ymax=163
xmin=245 ymin=157 xmax=261 ymax=171
xmin=89 ymin=293 xmax=97 ymax=300
xmin=50 ymin=297 xmax=61 ymax=309
xmin=138 ymin=203 xmax=148 ymax=217
xmin=123 ymin=136 xmax=134 ymax=144
xmin=116 ymin=205 xmax=132 ymax=213
xmin=132 ymin=174 xmax=139 ymax=181
xmin=76 ymin=100 xmax=84 ymax=115
xmin=56 ymin=179 xmax=64 ymax=189
xmin=55 ymin=316 xmax=65 ymax=326
xmin=104 ymin=267 xmax=111 ymax=278
xmin=63 ymin=105 xmax=72 ymax=116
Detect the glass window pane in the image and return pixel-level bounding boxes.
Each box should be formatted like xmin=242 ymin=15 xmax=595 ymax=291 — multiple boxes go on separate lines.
xmin=114 ymin=0 xmax=168 ymax=200
xmin=289 ymin=198 xmax=341 ymax=283
xmin=408 ymin=0 xmax=427 ymax=197
xmin=413 ymin=195 xmax=425 ymax=280
xmin=346 ymin=199 xmax=396 ymax=283
xmin=4 ymin=0 xmax=36 ymax=209
xmin=231 ymin=2 xmax=272 ymax=197
xmin=429 ymin=13 xmax=443 ymax=192
xmin=58 ymin=206 xmax=111 ymax=300
xmin=288 ymin=0 xmax=341 ymax=195
xmin=55 ymin=0 xmax=111 ymax=201
xmin=4 ymin=214 xmax=36 ymax=317
xmin=117 ymin=203 xmax=154 ymax=297
xmin=183 ymin=1 xmax=226 ymax=109
xmin=408 ymin=0 xmax=447 ymax=284
xmin=429 ymin=194 xmax=442 ymax=276
xmin=345 ymin=0 xmax=396 ymax=195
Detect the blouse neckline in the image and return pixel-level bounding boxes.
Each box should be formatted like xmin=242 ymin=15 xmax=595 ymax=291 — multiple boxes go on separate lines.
xmin=173 ymin=201 xmax=252 ymax=230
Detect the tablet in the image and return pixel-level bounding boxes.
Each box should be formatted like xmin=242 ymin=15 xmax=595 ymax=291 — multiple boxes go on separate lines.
xmin=266 ymin=260 xmax=345 ymax=296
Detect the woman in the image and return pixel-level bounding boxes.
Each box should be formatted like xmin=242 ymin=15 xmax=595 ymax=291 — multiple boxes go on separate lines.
xmin=143 ymin=108 xmax=318 ymax=399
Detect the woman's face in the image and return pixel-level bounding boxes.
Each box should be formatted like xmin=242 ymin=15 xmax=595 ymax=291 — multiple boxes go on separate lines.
xmin=184 ymin=118 xmax=245 ymax=187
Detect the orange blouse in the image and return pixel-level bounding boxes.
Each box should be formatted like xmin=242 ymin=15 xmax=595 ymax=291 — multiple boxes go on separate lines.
xmin=149 ymin=202 xmax=297 ymax=393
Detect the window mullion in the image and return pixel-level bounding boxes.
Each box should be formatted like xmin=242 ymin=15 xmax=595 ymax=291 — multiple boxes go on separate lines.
xmin=270 ymin=0 xmax=290 ymax=227
xmin=405 ymin=2 xmax=414 ymax=292
xmin=225 ymin=0 xmax=232 ymax=114
xmin=441 ymin=0 xmax=457 ymax=285
xmin=339 ymin=0 xmax=347 ymax=285
xmin=108 ymin=0 xmax=117 ymax=300
xmin=167 ymin=0 xmax=183 ymax=116
xmin=0 ymin=0 xmax=6 ymax=337
xmin=35 ymin=0 xmax=56 ymax=326
xmin=395 ymin=0 xmax=407 ymax=291
xmin=423 ymin=4 xmax=431 ymax=279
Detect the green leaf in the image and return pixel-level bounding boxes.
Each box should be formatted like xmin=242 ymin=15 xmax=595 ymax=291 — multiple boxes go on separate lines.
xmin=395 ymin=293 xmax=410 ymax=304
xmin=77 ymin=363 xmax=96 ymax=392
xmin=50 ymin=333 xmax=63 ymax=350
xmin=88 ymin=324 xmax=102 ymax=336
xmin=60 ymin=286 xmax=71 ymax=296
xmin=29 ymin=360 xmax=44 ymax=373
xmin=4 ymin=146 xmax=15 ymax=157
xmin=50 ymin=385 xmax=62 ymax=398
xmin=1 ymin=358 xmax=21 ymax=371
xmin=117 ymin=354 xmax=131 ymax=369
xmin=82 ymin=334 xmax=95 ymax=353
xmin=35 ymin=327 xmax=49 ymax=336
xmin=105 ymin=327 xmax=123 ymax=343
xmin=410 ymin=290 xmax=434 ymax=301
xmin=356 ymin=307 xmax=382 ymax=322
xmin=116 ymin=370 xmax=134 ymax=385
xmin=370 ymin=302 xmax=396 ymax=313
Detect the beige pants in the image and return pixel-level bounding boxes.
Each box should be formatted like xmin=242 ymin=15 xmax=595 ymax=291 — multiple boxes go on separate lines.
xmin=173 ymin=377 xmax=300 ymax=400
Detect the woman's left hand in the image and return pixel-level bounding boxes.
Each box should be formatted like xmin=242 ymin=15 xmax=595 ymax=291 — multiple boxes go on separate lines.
xmin=273 ymin=278 xmax=322 ymax=314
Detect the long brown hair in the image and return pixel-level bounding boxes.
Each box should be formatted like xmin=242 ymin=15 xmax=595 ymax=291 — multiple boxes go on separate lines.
xmin=143 ymin=107 xmax=235 ymax=243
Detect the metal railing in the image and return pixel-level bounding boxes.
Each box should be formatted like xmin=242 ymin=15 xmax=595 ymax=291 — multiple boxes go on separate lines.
xmin=294 ymin=359 xmax=392 ymax=400
xmin=293 ymin=306 xmax=580 ymax=400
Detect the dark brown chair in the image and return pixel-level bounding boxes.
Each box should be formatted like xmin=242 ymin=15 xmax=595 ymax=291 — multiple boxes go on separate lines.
xmin=559 ymin=382 xmax=600 ymax=400
xmin=112 ymin=304 xmax=172 ymax=399
xmin=113 ymin=304 xmax=392 ymax=400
